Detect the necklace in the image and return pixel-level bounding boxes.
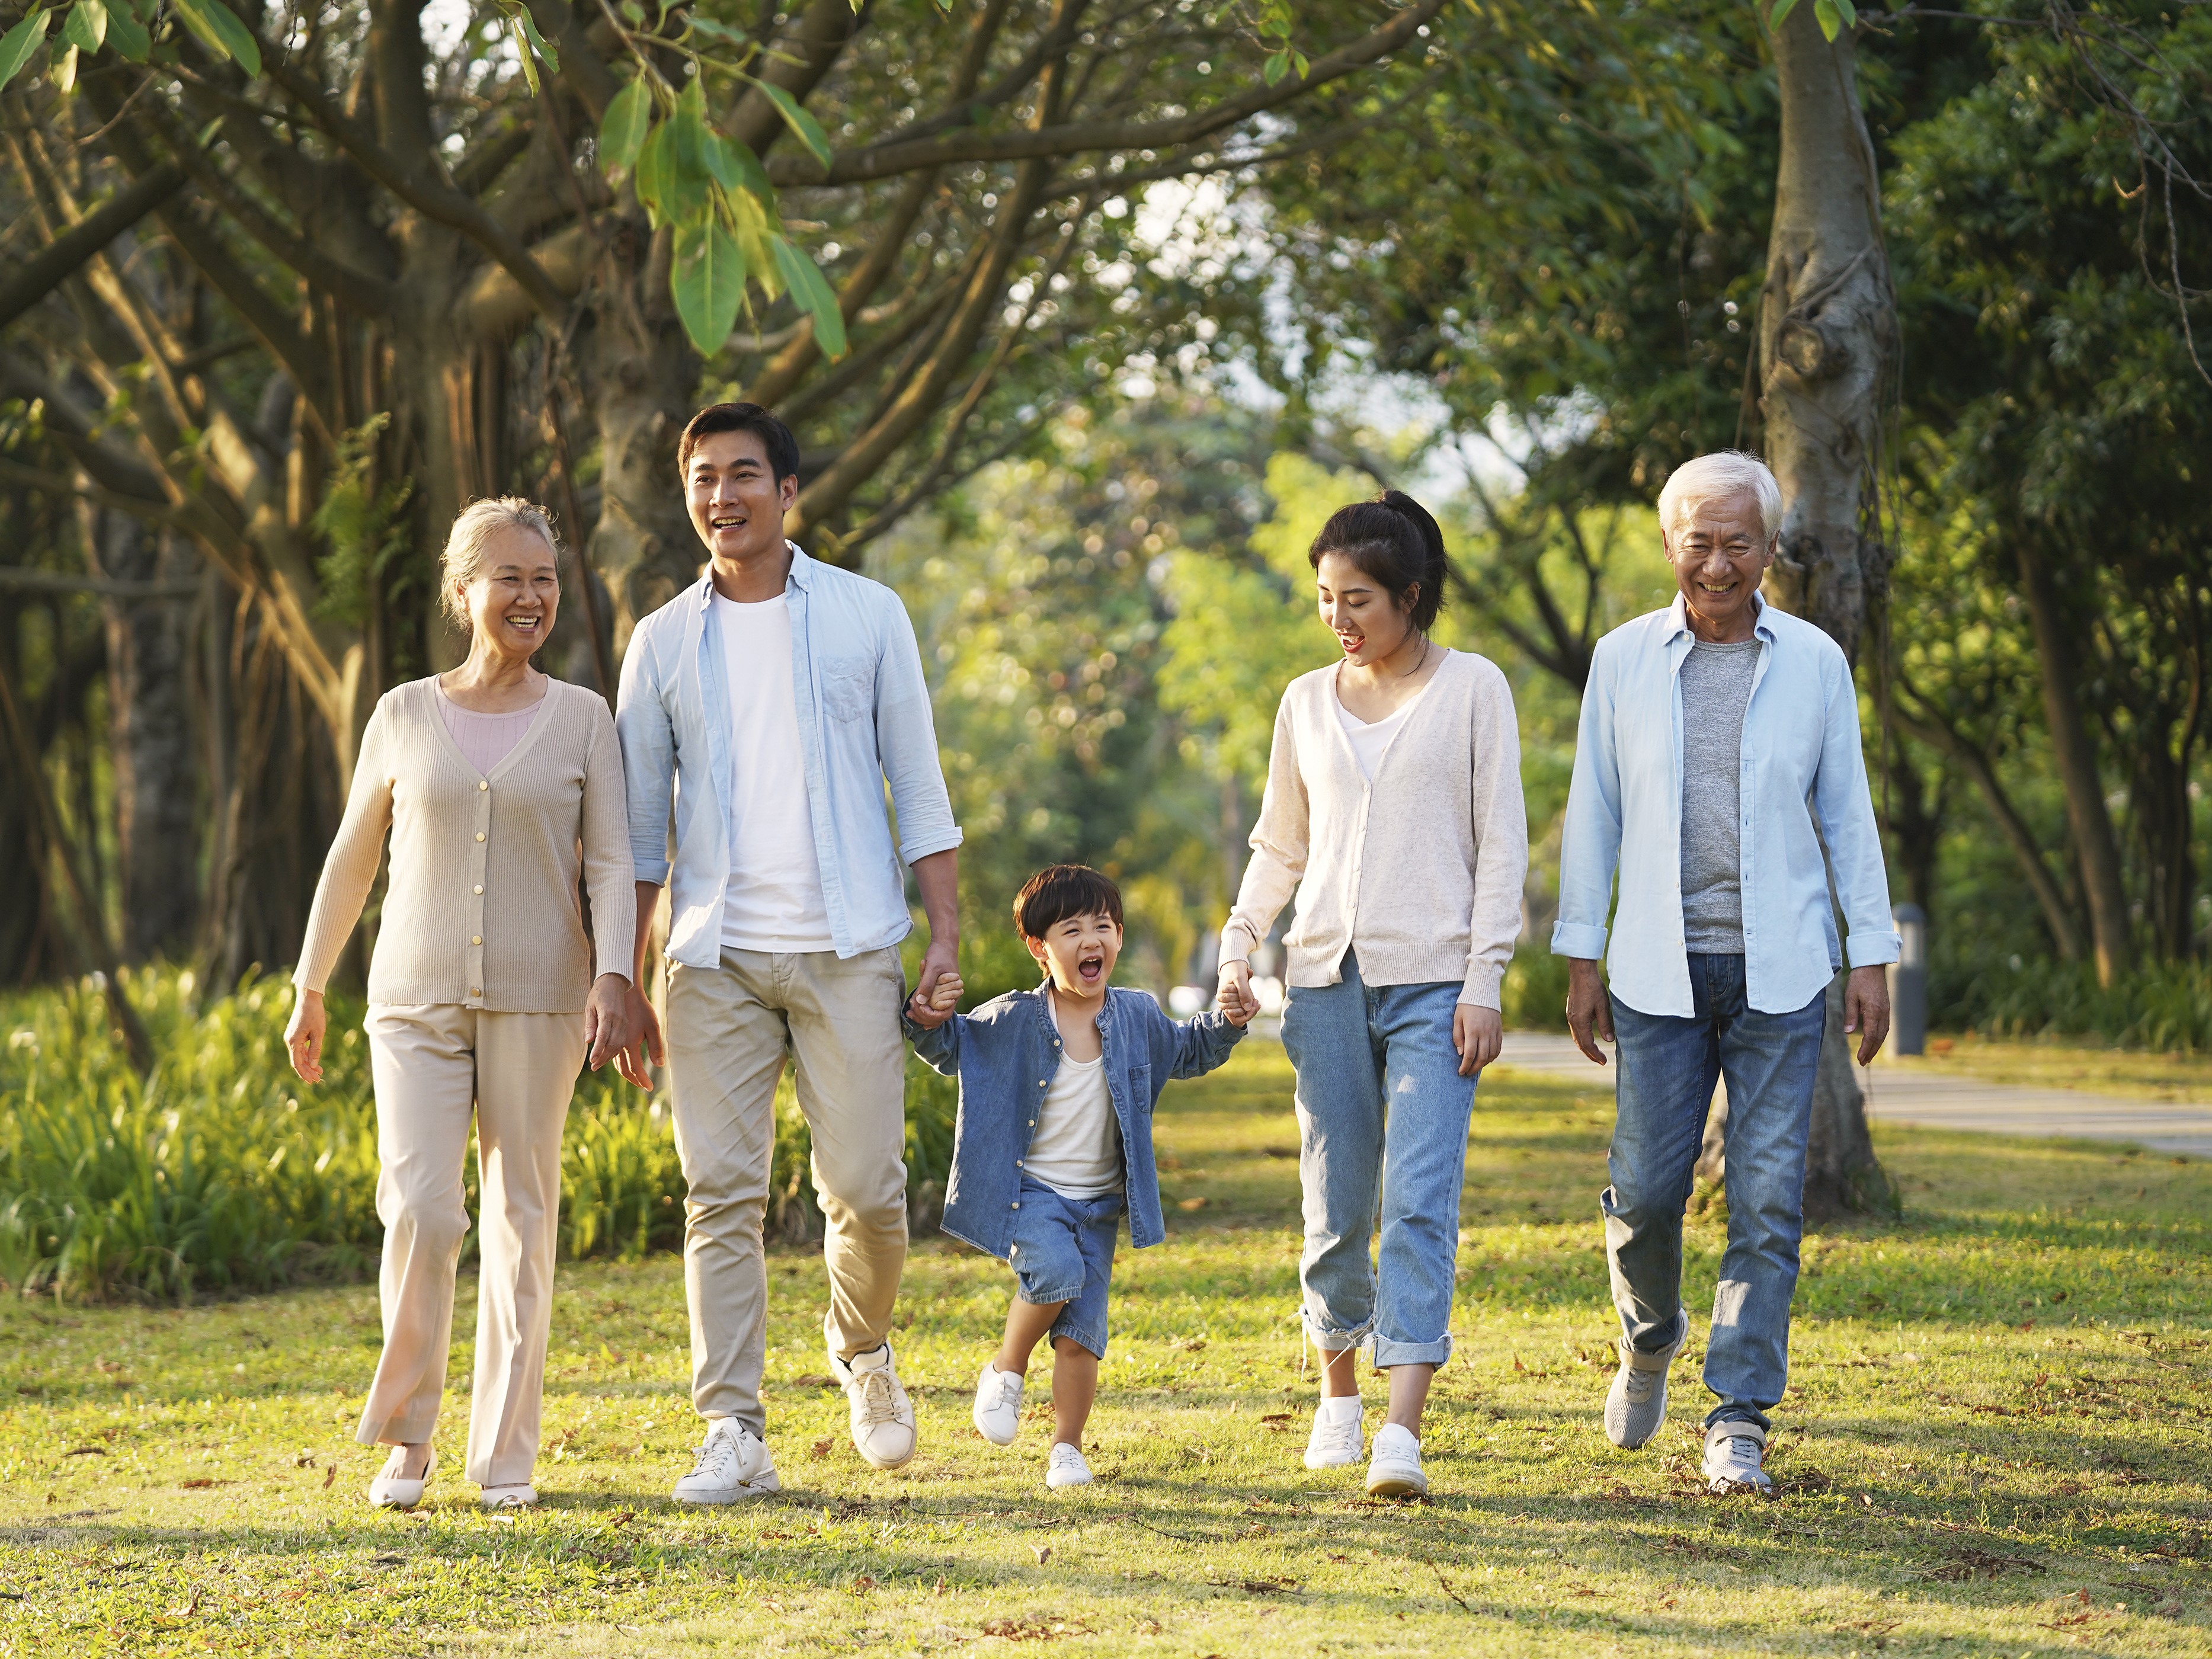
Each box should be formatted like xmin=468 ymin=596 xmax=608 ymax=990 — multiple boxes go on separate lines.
xmin=1398 ymin=638 xmax=1431 ymax=678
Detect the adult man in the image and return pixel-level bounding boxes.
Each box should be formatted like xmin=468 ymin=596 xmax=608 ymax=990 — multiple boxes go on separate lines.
xmin=616 ymin=403 xmax=962 ymax=1500
xmin=1551 ymin=450 xmax=1896 ymax=1493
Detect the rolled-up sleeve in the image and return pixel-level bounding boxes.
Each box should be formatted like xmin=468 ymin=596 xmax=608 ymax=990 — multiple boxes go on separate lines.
xmin=874 ymin=592 xmax=963 ymax=865
xmin=1813 ymin=652 xmax=1900 ymax=969
xmin=615 ymin=623 xmax=676 ymax=886
xmin=1550 ymin=644 xmax=1622 ymax=962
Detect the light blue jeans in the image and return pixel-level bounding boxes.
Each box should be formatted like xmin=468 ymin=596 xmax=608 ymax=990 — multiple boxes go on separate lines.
xmin=1281 ymin=950 xmax=1477 ymax=1368
xmin=1606 ymin=952 xmax=1826 ymax=1430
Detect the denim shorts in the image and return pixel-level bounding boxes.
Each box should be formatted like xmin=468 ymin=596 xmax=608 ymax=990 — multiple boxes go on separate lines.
xmin=1007 ymin=1177 xmax=1122 ymax=1359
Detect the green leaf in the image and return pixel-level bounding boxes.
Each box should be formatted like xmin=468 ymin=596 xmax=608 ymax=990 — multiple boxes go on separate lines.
xmin=671 ymin=214 xmax=747 ymax=356
xmin=1832 ymin=0 xmax=1857 ymax=27
xmin=1766 ymin=0 xmax=1800 ymax=29
xmin=1812 ymin=0 xmax=1839 ymax=39
xmin=599 ymin=78 xmax=651 ymax=175
xmin=1262 ymin=48 xmax=1289 ymax=85
xmin=772 ymin=235 xmax=847 ymax=361
xmin=632 ymin=117 xmax=672 ymax=224
xmin=171 ymin=0 xmax=262 ymax=76
xmin=52 ymin=39 xmax=75 ymax=91
xmin=704 ymin=132 xmax=772 ymax=200
xmin=686 ymin=13 xmax=748 ymax=46
xmin=510 ymin=2 xmax=559 ymax=73
xmin=756 ymin=81 xmax=831 ymax=169
xmin=508 ymin=17 xmax=539 ymax=94
xmin=61 ymin=2 xmax=105 ymax=54
xmin=662 ymin=76 xmax=712 ymax=222
xmin=97 ymin=0 xmax=151 ymax=59
xmin=0 ymin=9 xmax=53 ymax=92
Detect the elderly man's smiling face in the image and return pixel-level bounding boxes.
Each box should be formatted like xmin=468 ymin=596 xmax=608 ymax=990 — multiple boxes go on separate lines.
xmin=1663 ymin=492 xmax=1774 ymax=642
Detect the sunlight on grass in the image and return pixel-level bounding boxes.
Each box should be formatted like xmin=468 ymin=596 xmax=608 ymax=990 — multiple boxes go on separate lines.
xmin=1 ymin=1045 xmax=2205 ymax=1655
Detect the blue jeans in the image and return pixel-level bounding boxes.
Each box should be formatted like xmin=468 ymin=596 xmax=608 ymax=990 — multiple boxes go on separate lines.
xmin=1009 ymin=1178 xmax=1122 ymax=1359
xmin=1606 ymin=953 xmax=1826 ymax=1430
xmin=1281 ymin=950 xmax=1477 ymax=1368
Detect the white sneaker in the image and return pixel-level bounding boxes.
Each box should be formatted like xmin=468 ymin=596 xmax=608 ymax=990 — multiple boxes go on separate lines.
xmin=1304 ymin=1398 xmax=1363 ymax=1469
xmin=479 ymin=1484 xmax=537 ymax=1510
xmin=1702 ymin=1420 xmax=1771 ymax=1493
xmin=1365 ymin=1423 xmax=1426 ymax=1498
xmin=972 ymin=1363 xmax=1025 ymax=1447
xmin=1045 ymin=1442 xmax=1092 ymax=1488
xmin=831 ymin=1343 xmax=918 ymax=1470
xmin=368 ymin=1445 xmax=434 ymax=1509
xmin=671 ymin=1418 xmax=780 ymax=1503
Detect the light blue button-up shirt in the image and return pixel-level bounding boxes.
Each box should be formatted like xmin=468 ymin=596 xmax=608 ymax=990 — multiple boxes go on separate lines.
xmin=1550 ymin=593 xmax=1899 ymax=1017
xmin=615 ymin=545 xmax=962 ymax=968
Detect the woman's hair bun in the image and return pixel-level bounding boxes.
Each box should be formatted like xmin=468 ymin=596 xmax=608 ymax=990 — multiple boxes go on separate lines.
xmin=1307 ymin=488 xmax=1449 ymax=633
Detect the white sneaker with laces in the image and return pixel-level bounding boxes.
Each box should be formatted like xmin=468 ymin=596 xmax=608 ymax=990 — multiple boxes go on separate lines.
xmin=1304 ymin=1398 xmax=1363 ymax=1470
xmin=1702 ymin=1420 xmax=1772 ymax=1493
xmin=1605 ymin=1311 xmax=1689 ymax=1449
xmin=1045 ymin=1442 xmax=1092 ymax=1488
xmin=1365 ymin=1423 xmax=1427 ymax=1498
xmin=972 ymin=1362 xmax=1025 ymax=1447
xmin=368 ymin=1445 xmax=435 ymax=1509
xmin=671 ymin=1417 xmax=780 ymax=1503
xmin=832 ymin=1343 xmax=918 ymax=1470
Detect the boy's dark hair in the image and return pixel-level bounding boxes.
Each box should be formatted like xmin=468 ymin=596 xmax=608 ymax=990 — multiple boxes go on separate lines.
xmin=1307 ymin=489 xmax=1449 ymax=633
xmin=1014 ymin=863 xmax=1124 ymax=941
xmin=677 ymin=402 xmax=801 ymax=483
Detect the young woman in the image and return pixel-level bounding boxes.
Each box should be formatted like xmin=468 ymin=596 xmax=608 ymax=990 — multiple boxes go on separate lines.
xmin=1217 ymin=491 xmax=1528 ymax=1497
xmin=284 ymin=498 xmax=636 ymax=1510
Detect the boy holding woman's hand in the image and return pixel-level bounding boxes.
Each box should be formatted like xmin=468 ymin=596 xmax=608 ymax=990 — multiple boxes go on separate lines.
xmin=904 ymin=864 xmax=1254 ymax=1488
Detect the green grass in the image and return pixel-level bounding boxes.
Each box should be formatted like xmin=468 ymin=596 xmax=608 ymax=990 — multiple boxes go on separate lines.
xmin=1880 ymin=1036 xmax=2212 ymax=1104
xmin=1 ymin=1045 xmax=2207 ymax=1657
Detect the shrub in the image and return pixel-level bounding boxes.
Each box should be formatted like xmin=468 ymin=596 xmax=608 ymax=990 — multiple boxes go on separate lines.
xmin=1929 ymin=954 xmax=2212 ymax=1053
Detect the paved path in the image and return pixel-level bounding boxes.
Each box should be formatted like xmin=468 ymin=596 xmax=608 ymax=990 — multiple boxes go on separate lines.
xmin=1493 ymin=1032 xmax=2212 ymax=1160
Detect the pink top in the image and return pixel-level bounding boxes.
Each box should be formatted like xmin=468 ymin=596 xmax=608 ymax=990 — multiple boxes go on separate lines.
xmin=434 ymin=682 xmax=545 ymax=776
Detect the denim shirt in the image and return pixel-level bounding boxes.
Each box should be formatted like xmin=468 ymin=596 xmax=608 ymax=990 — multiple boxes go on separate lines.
xmin=906 ymin=986 xmax=1244 ymax=1259
xmin=1550 ymin=593 xmax=1900 ymax=1017
xmin=615 ymin=546 xmax=963 ymax=966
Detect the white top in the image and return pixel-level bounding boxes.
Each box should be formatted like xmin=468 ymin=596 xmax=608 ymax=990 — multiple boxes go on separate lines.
xmin=1331 ymin=678 xmax=1427 ymax=782
xmin=434 ymin=683 xmax=545 ymax=777
xmin=1024 ymin=1005 xmax=1123 ymax=1197
xmin=1223 ymin=649 xmax=1529 ymax=1009
xmin=711 ymin=591 xmax=834 ymax=952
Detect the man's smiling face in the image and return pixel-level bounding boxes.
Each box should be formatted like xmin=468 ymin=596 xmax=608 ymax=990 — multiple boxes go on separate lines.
xmin=1662 ymin=492 xmax=1774 ymax=638
xmin=686 ymin=428 xmax=798 ymax=565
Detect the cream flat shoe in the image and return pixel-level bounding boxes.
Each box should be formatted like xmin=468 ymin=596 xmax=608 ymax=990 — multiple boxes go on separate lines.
xmin=369 ymin=1445 xmax=436 ymax=1509
xmin=479 ymin=1484 xmax=537 ymax=1510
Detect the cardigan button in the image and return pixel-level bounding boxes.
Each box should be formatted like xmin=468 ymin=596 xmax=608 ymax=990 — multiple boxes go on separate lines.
xmin=474 ymin=886 xmax=484 ymax=895
xmin=476 ymin=832 xmax=486 ymax=842
xmin=478 ymin=780 xmax=488 ymax=792
xmin=472 ymin=936 xmax=482 ymax=946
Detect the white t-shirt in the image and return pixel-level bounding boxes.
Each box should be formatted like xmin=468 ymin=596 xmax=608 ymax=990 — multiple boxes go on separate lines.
xmin=1333 ymin=682 xmax=1428 ymax=783
xmin=1025 ymin=999 xmax=1123 ymax=1197
xmin=712 ymin=591 xmax=834 ymax=952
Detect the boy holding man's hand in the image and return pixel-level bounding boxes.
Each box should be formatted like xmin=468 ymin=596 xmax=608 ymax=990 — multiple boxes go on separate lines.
xmin=904 ymin=864 xmax=1253 ymax=1488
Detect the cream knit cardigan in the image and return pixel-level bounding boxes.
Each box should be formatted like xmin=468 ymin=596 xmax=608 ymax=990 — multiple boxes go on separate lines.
xmin=293 ymin=676 xmax=636 ymax=1012
xmin=1222 ymin=649 xmax=1529 ymax=1008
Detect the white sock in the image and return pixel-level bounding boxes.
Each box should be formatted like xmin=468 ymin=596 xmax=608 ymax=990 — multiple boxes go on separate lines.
xmin=1317 ymin=1394 xmax=1363 ymax=1423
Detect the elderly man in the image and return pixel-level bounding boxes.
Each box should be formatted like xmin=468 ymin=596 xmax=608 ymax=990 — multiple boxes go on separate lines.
xmin=1552 ymin=450 xmax=1897 ymax=1493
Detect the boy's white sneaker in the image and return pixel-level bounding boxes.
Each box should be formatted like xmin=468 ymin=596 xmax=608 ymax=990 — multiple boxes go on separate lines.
xmin=831 ymin=1343 xmax=918 ymax=1470
xmin=1304 ymin=1397 xmax=1363 ymax=1469
xmin=671 ymin=1418 xmax=780 ymax=1503
xmin=1702 ymin=1420 xmax=1772 ymax=1493
xmin=1045 ymin=1442 xmax=1093 ymax=1488
xmin=972 ymin=1363 xmax=1025 ymax=1447
xmin=1365 ymin=1423 xmax=1427 ymax=1498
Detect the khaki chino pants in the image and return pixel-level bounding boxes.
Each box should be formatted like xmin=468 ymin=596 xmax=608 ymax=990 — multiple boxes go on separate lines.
xmin=665 ymin=946 xmax=910 ymax=1434
xmin=356 ymin=1003 xmax=584 ymax=1487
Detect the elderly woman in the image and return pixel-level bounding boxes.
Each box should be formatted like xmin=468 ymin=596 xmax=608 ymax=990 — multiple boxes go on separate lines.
xmin=284 ymin=498 xmax=635 ymax=1511
xmin=1552 ymin=450 xmax=1896 ymax=1493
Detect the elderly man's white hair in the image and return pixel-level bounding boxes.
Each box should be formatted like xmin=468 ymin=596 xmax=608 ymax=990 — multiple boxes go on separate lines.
xmin=1657 ymin=451 xmax=1782 ymax=545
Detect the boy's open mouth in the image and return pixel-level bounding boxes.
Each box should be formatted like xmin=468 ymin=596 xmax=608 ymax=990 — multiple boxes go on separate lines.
xmin=1074 ymin=952 xmax=1105 ymax=985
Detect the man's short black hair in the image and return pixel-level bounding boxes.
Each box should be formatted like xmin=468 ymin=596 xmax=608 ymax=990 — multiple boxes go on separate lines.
xmin=678 ymin=402 xmax=800 ymax=483
xmin=1013 ymin=863 xmax=1124 ymax=941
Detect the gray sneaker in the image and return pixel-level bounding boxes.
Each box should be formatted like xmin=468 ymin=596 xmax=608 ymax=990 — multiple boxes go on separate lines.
xmin=1603 ymin=1312 xmax=1689 ymax=1449
xmin=1702 ymin=1420 xmax=1771 ymax=1492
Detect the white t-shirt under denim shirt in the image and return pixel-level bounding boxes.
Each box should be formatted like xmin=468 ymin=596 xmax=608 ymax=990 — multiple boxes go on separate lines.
xmin=710 ymin=591 xmax=833 ymax=953
xmin=1023 ymin=989 xmax=1125 ymax=1198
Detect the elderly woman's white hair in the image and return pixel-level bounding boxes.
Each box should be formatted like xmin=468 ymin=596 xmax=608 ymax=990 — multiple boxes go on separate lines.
xmin=1656 ymin=451 xmax=1782 ymax=545
xmin=439 ymin=497 xmax=564 ymax=625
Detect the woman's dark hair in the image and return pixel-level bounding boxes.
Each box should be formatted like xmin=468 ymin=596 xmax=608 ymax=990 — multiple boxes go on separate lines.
xmin=1307 ymin=489 xmax=1449 ymax=633
xmin=1014 ymin=863 xmax=1124 ymax=941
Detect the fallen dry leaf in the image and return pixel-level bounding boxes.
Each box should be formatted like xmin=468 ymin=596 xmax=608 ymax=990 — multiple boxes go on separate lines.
xmin=322 ymin=1465 xmax=336 ymax=1490
xmin=811 ymin=1437 xmax=835 ymax=1459
xmin=1032 ymin=1544 xmax=1052 ymax=1565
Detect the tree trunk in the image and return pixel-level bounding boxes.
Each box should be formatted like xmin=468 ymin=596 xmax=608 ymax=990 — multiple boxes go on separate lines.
xmin=1756 ymin=3 xmax=1899 ymax=1219
xmin=2013 ymin=536 xmax=2133 ymax=982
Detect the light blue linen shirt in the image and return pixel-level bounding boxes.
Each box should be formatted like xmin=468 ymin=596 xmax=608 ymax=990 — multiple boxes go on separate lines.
xmin=1550 ymin=592 xmax=1899 ymax=1017
xmin=615 ymin=545 xmax=962 ymax=968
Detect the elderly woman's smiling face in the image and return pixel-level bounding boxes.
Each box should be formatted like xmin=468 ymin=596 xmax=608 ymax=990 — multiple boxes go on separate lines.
xmin=458 ymin=524 xmax=561 ymax=663
xmin=1663 ymin=491 xmax=1773 ymax=642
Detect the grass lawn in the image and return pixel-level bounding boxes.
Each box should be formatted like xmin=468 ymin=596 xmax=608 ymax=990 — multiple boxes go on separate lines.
xmin=1880 ymin=1039 xmax=2212 ymax=1104
xmin=2 ymin=1042 xmax=2207 ymax=1657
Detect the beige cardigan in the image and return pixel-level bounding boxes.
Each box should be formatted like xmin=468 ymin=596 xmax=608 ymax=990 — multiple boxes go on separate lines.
xmin=1222 ymin=650 xmax=1528 ymax=1008
xmin=293 ymin=677 xmax=635 ymax=1012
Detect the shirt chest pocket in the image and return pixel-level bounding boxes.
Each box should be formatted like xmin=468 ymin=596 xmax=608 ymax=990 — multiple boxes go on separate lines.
xmin=821 ymin=655 xmax=876 ymax=723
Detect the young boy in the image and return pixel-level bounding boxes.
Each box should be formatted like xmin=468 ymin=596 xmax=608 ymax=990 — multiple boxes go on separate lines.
xmin=904 ymin=863 xmax=1257 ymax=1488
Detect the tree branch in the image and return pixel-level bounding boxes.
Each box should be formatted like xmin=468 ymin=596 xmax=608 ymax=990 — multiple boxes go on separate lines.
xmin=0 ymin=162 xmax=185 ymax=332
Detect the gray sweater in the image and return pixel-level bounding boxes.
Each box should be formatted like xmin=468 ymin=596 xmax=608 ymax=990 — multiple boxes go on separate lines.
xmin=1678 ymin=639 xmax=1761 ymax=952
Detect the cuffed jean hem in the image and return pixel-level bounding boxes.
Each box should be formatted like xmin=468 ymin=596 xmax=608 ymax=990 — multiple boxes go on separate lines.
xmin=1705 ymin=1402 xmax=1772 ymax=1431
xmin=1304 ymin=1312 xmax=1374 ymax=1355
xmin=1372 ymin=1335 xmax=1454 ymax=1368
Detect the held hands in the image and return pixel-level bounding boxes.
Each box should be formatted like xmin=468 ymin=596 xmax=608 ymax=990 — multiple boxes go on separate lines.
xmin=284 ymin=987 xmax=326 ymax=1084
xmin=906 ymin=971 xmax=963 ymax=1030
xmin=616 ymin=981 xmax=664 ymax=1090
xmin=1216 ymin=959 xmax=1260 ymax=1026
xmin=1453 ymin=1003 xmax=1502 ymax=1077
xmin=584 ymin=973 xmax=633 ymax=1072
xmin=1565 ymin=957 xmax=1614 ymax=1066
xmin=1843 ymin=963 xmax=1891 ymax=1065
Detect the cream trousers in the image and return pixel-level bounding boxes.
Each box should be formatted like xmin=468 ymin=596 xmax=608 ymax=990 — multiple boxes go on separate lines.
xmin=665 ymin=946 xmax=910 ymax=1433
xmin=355 ymin=1003 xmax=584 ymax=1487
